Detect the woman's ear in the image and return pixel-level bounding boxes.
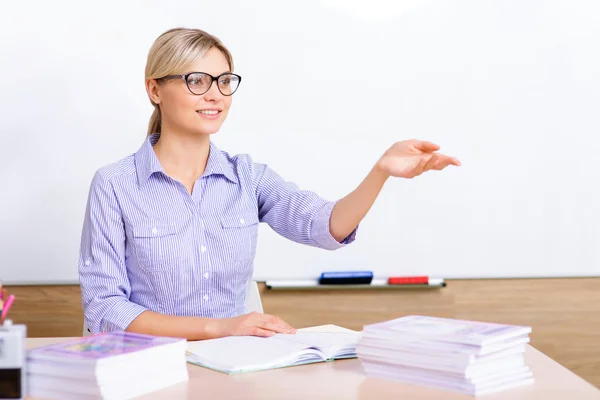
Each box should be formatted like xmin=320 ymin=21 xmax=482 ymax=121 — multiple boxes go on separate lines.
xmin=146 ymin=79 xmax=162 ymax=104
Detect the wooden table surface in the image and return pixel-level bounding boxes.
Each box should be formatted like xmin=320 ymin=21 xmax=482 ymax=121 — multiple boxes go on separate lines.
xmin=25 ymin=334 xmax=600 ymax=400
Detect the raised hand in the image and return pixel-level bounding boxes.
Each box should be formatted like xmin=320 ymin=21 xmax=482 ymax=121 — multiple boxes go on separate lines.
xmin=376 ymin=140 xmax=461 ymax=179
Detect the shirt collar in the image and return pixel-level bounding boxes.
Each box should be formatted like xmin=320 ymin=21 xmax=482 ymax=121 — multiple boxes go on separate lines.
xmin=135 ymin=134 xmax=238 ymax=186
xmin=204 ymin=141 xmax=239 ymax=184
xmin=135 ymin=134 xmax=164 ymax=186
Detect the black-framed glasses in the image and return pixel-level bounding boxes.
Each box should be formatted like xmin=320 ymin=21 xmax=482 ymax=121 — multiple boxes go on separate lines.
xmin=159 ymin=72 xmax=241 ymax=96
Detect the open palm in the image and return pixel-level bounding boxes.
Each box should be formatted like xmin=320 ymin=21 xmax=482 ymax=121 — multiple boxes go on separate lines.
xmin=378 ymin=140 xmax=461 ymax=179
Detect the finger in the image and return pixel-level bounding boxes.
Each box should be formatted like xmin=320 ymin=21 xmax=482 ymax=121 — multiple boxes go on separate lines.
xmin=413 ymin=154 xmax=434 ymax=176
xmin=432 ymin=156 xmax=451 ymax=170
xmin=260 ymin=316 xmax=296 ymax=334
xmin=421 ymin=153 xmax=439 ymax=172
xmin=248 ymin=327 xmax=277 ymax=337
xmin=433 ymin=155 xmax=461 ymax=170
xmin=413 ymin=141 xmax=440 ymax=153
xmin=259 ymin=321 xmax=287 ymax=334
xmin=279 ymin=319 xmax=296 ymax=334
xmin=412 ymin=157 xmax=428 ymax=177
xmin=266 ymin=315 xmax=296 ymax=333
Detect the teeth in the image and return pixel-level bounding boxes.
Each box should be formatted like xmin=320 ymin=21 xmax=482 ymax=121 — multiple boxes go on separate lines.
xmin=198 ymin=110 xmax=219 ymax=115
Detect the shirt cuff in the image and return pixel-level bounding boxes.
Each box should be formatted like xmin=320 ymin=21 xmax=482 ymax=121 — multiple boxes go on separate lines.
xmin=310 ymin=201 xmax=358 ymax=250
xmin=100 ymin=300 xmax=148 ymax=333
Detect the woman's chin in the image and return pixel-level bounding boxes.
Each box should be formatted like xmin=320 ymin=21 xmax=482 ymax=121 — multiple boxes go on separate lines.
xmin=182 ymin=125 xmax=221 ymax=137
xmin=195 ymin=122 xmax=223 ymax=136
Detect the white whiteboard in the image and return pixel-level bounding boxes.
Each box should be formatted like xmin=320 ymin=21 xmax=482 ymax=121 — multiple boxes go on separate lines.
xmin=1 ymin=0 xmax=599 ymax=284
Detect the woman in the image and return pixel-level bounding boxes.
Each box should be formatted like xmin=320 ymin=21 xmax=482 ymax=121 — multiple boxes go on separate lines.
xmin=79 ymin=28 xmax=460 ymax=340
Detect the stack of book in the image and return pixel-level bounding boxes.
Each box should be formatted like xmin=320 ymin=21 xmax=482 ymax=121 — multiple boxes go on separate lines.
xmin=357 ymin=315 xmax=534 ymax=396
xmin=27 ymin=331 xmax=188 ymax=399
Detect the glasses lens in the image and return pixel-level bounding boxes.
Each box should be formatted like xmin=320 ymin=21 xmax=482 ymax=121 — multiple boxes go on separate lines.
xmin=186 ymin=73 xmax=212 ymax=95
xmin=218 ymin=74 xmax=241 ymax=95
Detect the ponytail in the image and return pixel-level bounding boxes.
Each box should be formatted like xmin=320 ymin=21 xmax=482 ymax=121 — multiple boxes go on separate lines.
xmin=147 ymin=106 xmax=162 ymax=135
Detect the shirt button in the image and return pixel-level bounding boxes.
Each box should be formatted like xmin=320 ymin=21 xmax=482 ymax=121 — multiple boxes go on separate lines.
xmin=240 ymin=218 xmax=245 ymax=224
xmin=203 ymin=294 xmax=209 ymax=301
xmin=201 ymin=245 xmax=207 ymax=253
xmin=152 ymin=227 xmax=158 ymax=235
xmin=84 ymin=259 xmax=91 ymax=266
xmin=203 ymin=272 xmax=209 ymax=279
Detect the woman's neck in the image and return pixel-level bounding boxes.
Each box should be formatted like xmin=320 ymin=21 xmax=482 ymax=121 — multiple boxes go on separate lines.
xmin=153 ymin=129 xmax=211 ymax=186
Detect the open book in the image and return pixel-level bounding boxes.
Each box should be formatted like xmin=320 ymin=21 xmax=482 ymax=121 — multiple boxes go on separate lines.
xmin=186 ymin=328 xmax=360 ymax=374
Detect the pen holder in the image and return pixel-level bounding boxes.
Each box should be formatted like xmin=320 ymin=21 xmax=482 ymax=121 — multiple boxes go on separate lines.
xmin=0 ymin=320 xmax=27 ymax=400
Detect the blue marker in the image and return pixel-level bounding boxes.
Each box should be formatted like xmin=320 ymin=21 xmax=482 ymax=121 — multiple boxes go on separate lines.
xmin=319 ymin=271 xmax=373 ymax=285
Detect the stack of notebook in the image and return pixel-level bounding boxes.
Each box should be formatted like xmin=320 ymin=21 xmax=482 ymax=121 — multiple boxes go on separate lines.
xmin=357 ymin=315 xmax=534 ymax=396
xmin=26 ymin=331 xmax=188 ymax=399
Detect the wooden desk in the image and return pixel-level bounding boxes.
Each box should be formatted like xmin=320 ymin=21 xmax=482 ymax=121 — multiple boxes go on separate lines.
xmin=26 ymin=337 xmax=600 ymax=399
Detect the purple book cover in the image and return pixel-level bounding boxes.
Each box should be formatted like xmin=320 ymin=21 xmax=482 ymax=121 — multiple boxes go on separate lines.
xmin=28 ymin=331 xmax=184 ymax=360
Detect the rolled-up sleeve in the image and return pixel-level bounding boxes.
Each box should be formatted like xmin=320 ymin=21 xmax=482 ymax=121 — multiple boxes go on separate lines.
xmin=252 ymin=162 xmax=357 ymax=250
xmin=79 ymin=171 xmax=147 ymax=334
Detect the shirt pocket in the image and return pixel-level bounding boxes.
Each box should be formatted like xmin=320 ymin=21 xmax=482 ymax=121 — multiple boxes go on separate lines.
xmin=131 ymin=223 xmax=187 ymax=271
xmin=220 ymin=212 xmax=260 ymax=262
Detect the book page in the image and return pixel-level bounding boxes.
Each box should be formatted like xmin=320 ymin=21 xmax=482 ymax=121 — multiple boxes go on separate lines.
xmin=273 ymin=331 xmax=360 ymax=359
xmin=186 ymin=335 xmax=321 ymax=373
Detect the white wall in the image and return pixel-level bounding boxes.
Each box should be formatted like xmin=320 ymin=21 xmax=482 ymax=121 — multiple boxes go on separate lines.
xmin=1 ymin=0 xmax=599 ymax=284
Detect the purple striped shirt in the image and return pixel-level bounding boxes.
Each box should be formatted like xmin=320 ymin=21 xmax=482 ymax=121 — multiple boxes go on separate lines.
xmin=79 ymin=134 xmax=357 ymax=334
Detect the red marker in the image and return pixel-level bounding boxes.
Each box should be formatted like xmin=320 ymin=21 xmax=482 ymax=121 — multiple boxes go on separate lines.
xmin=388 ymin=276 xmax=429 ymax=285
xmin=388 ymin=277 xmax=446 ymax=286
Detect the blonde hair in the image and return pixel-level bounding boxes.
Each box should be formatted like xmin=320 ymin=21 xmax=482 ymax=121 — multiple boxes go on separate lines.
xmin=145 ymin=28 xmax=234 ymax=135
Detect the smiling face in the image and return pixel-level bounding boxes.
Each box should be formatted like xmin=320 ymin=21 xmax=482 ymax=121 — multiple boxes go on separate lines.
xmin=147 ymin=47 xmax=233 ymax=137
